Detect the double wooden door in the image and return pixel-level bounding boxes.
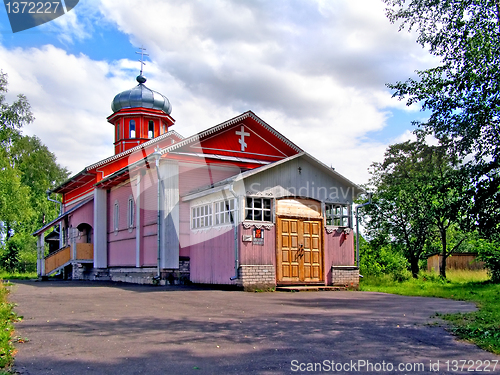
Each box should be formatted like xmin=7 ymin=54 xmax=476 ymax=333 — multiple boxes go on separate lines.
xmin=276 ymin=217 xmax=323 ymax=284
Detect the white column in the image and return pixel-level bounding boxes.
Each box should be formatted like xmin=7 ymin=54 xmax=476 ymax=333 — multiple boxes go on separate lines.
xmin=135 ymin=175 xmax=141 ymax=267
xmin=37 ymin=234 xmax=44 ymax=277
xmin=160 ymin=160 xmax=180 ymax=269
xmin=93 ymin=188 xmax=108 ymax=268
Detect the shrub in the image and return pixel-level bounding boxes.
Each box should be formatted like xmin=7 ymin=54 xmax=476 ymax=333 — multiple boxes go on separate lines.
xmin=476 ymin=240 xmax=500 ymax=283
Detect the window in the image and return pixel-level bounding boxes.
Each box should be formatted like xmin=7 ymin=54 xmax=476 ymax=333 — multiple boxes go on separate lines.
xmin=325 ymin=204 xmax=350 ymax=227
xmin=245 ymin=197 xmax=272 ymax=222
xmin=215 ymin=199 xmax=236 ymax=225
xmin=148 ymin=120 xmax=154 ymax=138
xmin=127 ymin=197 xmax=134 ymax=229
xmin=129 ymin=120 xmax=136 ymax=138
xmin=191 ymin=204 xmax=212 ymax=229
xmin=116 ymin=122 xmax=120 ymax=141
xmin=113 ymin=201 xmax=119 ymax=232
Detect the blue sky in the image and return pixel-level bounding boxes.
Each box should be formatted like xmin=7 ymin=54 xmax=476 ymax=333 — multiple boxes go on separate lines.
xmin=0 ymin=0 xmax=436 ymax=184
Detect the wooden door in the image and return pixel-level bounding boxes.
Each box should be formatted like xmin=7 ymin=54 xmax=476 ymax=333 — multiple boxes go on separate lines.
xmin=277 ymin=218 xmax=323 ymax=284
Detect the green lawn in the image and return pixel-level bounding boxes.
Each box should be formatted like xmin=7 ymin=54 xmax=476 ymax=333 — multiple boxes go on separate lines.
xmin=360 ymin=270 xmax=500 ymax=354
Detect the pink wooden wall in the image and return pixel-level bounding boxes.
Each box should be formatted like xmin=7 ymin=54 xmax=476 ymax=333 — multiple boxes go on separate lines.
xmin=188 ymin=228 xmax=236 ymax=284
xmin=140 ymin=172 xmax=159 ymax=266
xmin=239 ymin=225 xmax=276 ymax=266
xmin=108 ymin=182 xmax=136 ymax=266
xmin=67 ymin=200 xmax=94 ymax=230
xmin=324 ymin=230 xmax=354 ymax=284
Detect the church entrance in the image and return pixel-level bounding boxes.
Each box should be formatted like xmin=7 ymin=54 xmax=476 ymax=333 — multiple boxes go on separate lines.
xmin=275 ymin=199 xmax=324 ymax=284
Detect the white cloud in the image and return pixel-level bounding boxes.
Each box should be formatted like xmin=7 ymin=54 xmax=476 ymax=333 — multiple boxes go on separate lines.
xmin=1 ymin=0 xmax=435 ymax=184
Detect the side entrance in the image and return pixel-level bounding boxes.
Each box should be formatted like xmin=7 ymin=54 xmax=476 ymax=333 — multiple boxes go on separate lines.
xmin=275 ymin=198 xmax=324 ymax=285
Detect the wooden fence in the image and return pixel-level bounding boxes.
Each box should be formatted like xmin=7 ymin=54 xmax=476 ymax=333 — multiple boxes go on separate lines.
xmin=427 ymin=253 xmax=484 ymax=273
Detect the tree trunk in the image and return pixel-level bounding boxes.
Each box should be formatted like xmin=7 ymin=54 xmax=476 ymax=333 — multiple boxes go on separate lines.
xmin=439 ymin=226 xmax=447 ymax=278
xmin=410 ymin=254 xmax=419 ymax=278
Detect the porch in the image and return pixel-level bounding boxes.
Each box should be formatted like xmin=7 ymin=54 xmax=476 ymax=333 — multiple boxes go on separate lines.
xmin=42 ymin=243 xmax=94 ymax=277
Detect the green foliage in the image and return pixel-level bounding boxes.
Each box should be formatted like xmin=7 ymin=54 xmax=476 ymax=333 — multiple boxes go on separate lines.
xmin=0 ymin=283 xmax=19 ymax=369
xmin=364 ymin=136 xmax=468 ymax=278
xmin=360 ymin=272 xmax=500 ymax=354
xmin=383 ymin=0 xmax=500 ymax=237
xmin=359 ymin=237 xmax=410 ymax=282
xmin=475 ymin=239 xmax=500 ymax=283
xmin=0 ymin=71 xmax=68 ymax=274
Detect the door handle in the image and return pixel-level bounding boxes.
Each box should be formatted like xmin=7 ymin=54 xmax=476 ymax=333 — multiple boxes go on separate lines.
xmin=298 ymin=244 xmax=304 ymax=256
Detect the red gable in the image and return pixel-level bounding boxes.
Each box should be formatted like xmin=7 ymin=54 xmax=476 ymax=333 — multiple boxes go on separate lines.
xmin=166 ymin=111 xmax=301 ymax=162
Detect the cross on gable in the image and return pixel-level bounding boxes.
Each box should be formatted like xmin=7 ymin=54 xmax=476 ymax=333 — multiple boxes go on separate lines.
xmin=235 ymin=125 xmax=250 ymax=151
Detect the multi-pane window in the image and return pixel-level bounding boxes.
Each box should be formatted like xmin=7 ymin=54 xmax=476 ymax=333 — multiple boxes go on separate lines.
xmin=127 ymin=197 xmax=134 ymax=229
xmin=325 ymin=204 xmax=350 ymax=227
xmin=215 ymin=199 xmax=236 ymax=225
xmin=148 ymin=120 xmax=154 ymax=138
xmin=245 ymin=197 xmax=272 ymax=222
xmin=129 ymin=120 xmax=136 ymax=138
xmin=191 ymin=204 xmax=212 ymax=229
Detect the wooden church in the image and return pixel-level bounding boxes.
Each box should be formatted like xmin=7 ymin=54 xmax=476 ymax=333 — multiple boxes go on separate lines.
xmin=34 ymin=69 xmax=363 ymax=289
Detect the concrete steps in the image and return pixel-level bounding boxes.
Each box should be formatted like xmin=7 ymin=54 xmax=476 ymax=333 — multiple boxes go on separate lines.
xmin=276 ymin=285 xmax=347 ymax=292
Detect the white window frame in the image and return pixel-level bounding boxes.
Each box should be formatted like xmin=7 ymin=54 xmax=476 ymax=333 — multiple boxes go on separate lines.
xmin=113 ymin=201 xmax=119 ymax=233
xmin=325 ymin=203 xmax=350 ymax=227
xmin=214 ymin=199 xmax=236 ymax=226
xmin=245 ymin=197 xmax=272 ymax=222
xmin=127 ymin=196 xmax=134 ymax=229
xmin=191 ymin=203 xmax=212 ymax=229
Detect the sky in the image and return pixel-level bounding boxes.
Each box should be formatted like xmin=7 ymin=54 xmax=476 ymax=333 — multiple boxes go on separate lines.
xmin=0 ymin=0 xmax=436 ymax=185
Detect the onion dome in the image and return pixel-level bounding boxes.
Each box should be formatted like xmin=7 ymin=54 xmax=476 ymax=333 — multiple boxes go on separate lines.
xmin=111 ymin=75 xmax=172 ymax=115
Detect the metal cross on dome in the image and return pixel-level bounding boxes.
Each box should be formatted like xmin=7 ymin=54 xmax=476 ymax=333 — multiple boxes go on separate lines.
xmin=235 ymin=125 xmax=250 ymax=151
xmin=136 ymin=46 xmax=149 ymax=76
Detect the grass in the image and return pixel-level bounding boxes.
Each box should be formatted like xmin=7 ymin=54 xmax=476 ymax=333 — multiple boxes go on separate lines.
xmin=360 ymin=270 xmax=500 ymax=354
xmin=0 ymin=271 xmax=37 ymax=281
xmin=0 ymin=282 xmax=21 ymax=373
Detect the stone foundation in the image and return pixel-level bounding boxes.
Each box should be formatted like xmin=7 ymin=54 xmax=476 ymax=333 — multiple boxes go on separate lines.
xmin=71 ymin=258 xmax=190 ymax=285
xmin=331 ymin=266 xmax=360 ymax=289
xmin=237 ymin=264 xmax=276 ymax=291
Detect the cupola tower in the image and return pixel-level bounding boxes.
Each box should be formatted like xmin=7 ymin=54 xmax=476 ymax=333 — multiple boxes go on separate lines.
xmin=107 ymin=49 xmax=175 ymax=154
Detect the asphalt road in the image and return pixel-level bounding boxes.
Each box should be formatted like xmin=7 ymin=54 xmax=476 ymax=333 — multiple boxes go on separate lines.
xmin=8 ymin=280 xmax=500 ymax=374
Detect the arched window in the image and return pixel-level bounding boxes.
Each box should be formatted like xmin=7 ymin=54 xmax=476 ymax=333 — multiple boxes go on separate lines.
xmin=127 ymin=196 xmax=134 ymax=229
xmin=148 ymin=120 xmax=154 ymax=138
xmin=129 ymin=120 xmax=136 ymax=138
xmin=114 ymin=201 xmax=119 ymax=233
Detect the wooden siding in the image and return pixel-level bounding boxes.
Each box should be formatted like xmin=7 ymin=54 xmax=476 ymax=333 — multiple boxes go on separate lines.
xmin=189 ymin=228 xmax=236 ymax=284
xmin=68 ymin=199 xmax=94 ymax=233
xmin=324 ymin=230 xmax=354 ymax=284
xmin=427 ymin=253 xmax=484 ymax=272
xmin=76 ymin=243 xmax=93 ymax=260
xmin=45 ymin=246 xmax=71 ymax=274
xmin=239 ymin=225 xmax=276 ymax=265
xmin=244 ymin=158 xmax=356 ymax=204
xmin=178 ymin=161 xmax=241 ymax=253
xmin=108 ymin=182 xmax=137 ymax=266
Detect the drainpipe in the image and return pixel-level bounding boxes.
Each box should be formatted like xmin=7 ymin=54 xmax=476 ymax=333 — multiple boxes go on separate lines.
xmin=46 ymin=189 xmax=62 ymax=215
xmin=355 ymin=193 xmax=372 ymax=268
xmin=152 ymin=149 xmax=162 ymax=279
xmin=228 ymin=183 xmax=239 ymax=281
